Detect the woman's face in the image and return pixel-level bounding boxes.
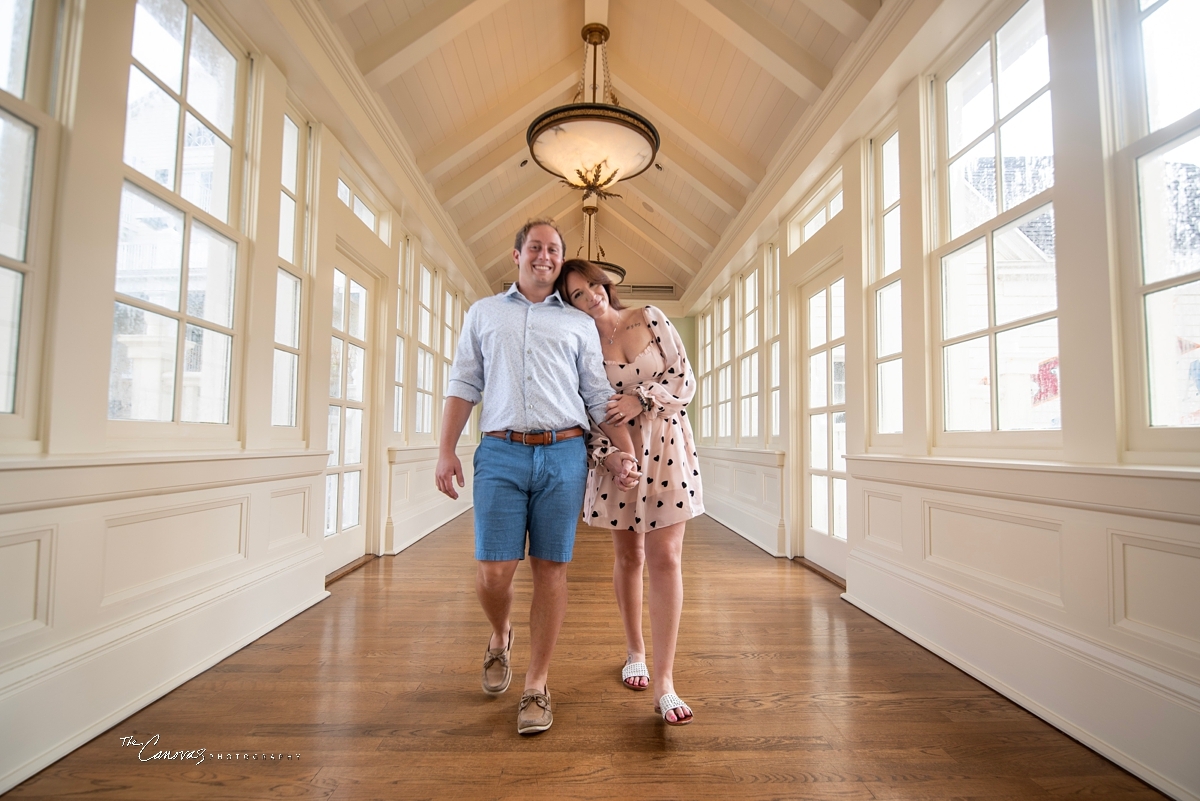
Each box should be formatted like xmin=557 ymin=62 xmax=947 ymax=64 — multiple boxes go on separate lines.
xmin=564 ymin=271 xmax=608 ymax=319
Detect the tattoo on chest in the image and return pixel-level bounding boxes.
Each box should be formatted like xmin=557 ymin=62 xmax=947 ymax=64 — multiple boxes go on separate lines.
xmin=624 ymin=322 xmax=643 ymax=331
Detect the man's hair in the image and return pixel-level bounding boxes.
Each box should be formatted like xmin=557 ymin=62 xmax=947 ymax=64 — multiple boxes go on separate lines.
xmin=514 ymin=218 xmax=565 ymax=253
xmin=555 ymin=258 xmax=625 ymax=311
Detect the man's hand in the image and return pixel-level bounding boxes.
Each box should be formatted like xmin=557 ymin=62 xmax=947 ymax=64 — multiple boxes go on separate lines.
xmin=604 ymin=450 xmax=642 ymax=491
xmin=604 ymin=393 xmax=644 ymax=425
xmin=435 ymin=454 xmax=465 ymax=499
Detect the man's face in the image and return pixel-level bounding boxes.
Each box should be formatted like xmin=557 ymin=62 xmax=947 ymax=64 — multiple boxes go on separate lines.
xmin=514 ymin=224 xmax=564 ymax=292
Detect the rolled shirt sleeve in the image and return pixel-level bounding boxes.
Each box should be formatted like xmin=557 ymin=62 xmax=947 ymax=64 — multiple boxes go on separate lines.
xmin=446 ymin=305 xmax=484 ymax=405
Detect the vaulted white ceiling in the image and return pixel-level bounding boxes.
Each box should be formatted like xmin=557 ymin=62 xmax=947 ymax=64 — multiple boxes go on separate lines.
xmin=318 ymin=0 xmax=878 ymax=297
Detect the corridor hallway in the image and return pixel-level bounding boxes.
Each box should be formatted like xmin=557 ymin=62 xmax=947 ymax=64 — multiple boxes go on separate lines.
xmin=6 ymin=514 xmax=1161 ymax=800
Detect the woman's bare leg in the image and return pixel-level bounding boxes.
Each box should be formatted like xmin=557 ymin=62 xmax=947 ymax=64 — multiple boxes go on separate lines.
xmin=611 ymin=530 xmax=647 ymax=688
xmin=645 ymin=522 xmax=690 ymax=722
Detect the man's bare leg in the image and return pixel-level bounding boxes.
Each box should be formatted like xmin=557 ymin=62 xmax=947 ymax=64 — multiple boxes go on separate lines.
xmin=477 ymin=559 xmax=519 ymax=650
xmin=524 ymin=556 xmax=568 ymax=692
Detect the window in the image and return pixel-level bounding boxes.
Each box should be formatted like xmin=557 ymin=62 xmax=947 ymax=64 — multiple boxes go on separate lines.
xmin=806 ymin=277 xmax=847 ymax=539
xmin=934 ymin=0 xmax=1059 ymax=437
xmin=716 ymin=295 xmax=732 ymax=439
xmin=393 ymin=237 xmax=410 ymax=434
xmin=768 ymin=245 xmax=782 ymax=438
xmin=1117 ymin=0 xmax=1200 ymax=441
xmin=337 ymin=174 xmax=385 ymax=241
xmin=414 ymin=264 xmax=435 ymax=434
xmin=869 ymin=125 xmax=903 ymax=436
xmin=273 ymin=111 xmax=310 ymax=428
xmin=789 ymin=173 xmax=844 ymax=252
xmin=109 ymin=0 xmax=244 ymax=427
xmin=739 ymin=270 xmax=760 ymax=438
xmin=326 ymin=268 xmax=369 ymax=537
xmin=698 ymin=312 xmax=713 ymax=439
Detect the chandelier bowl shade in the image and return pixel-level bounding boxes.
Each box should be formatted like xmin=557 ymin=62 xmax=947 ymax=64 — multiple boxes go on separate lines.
xmin=595 ymin=260 xmax=627 ymax=285
xmin=527 ymin=104 xmax=660 ymax=186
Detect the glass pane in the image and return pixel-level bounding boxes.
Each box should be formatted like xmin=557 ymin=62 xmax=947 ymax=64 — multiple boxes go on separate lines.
xmin=946 ymin=42 xmax=993 ymax=157
xmin=332 ymin=269 xmax=345 ymax=331
xmin=810 ymin=413 xmax=827 ymax=469
xmin=809 ymin=351 xmax=827 ymax=408
xmin=417 ymin=348 xmax=433 ymax=392
xmin=109 ymin=302 xmax=177 ymax=421
xmin=124 ymin=66 xmax=180 ymax=190
xmin=832 ymin=344 xmax=846 ymax=405
xmin=830 ymin=191 xmax=843 ymax=217
xmin=187 ymin=221 xmax=236 ymax=328
xmin=0 ymin=265 xmax=22 ymax=412
xmin=882 ymin=207 xmax=901 ymax=277
xmin=180 ymin=324 xmax=230 ymax=423
xmin=833 ymin=478 xmax=847 ymax=540
xmin=744 ymin=309 xmax=758 ymax=350
xmin=115 ymin=182 xmax=184 ymax=311
xmin=337 ymin=178 xmax=350 ymax=206
xmin=994 ymin=204 xmax=1057 ymax=325
xmin=811 ymin=474 xmax=828 ymax=533
xmin=342 ymin=470 xmax=360 ymax=529
xmin=187 ymin=17 xmax=237 ymax=137
xmin=831 ymin=279 xmax=845 ymax=340
xmin=944 ymin=336 xmax=991 ymax=432
xmin=418 ymin=306 xmax=431 ymax=346
xmin=346 ymin=343 xmax=364 ymax=402
xmin=997 ymin=318 xmax=1060 ymax=430
xmin=770 ymin=389 xmax=779 ymax=437
xmin=942 ymin=238 xmax=989 ymax=339
xmin=420 ymin=265 xmax=432 ymax=306
xmin=281 ymin=116 xmax=299 ymax=193
xmin=329 ymin=336 xmax=343 ymax=398
xmin=0 ymin=107 xmax=35 ymax=262
xmin=770 ymin=340 xmax=780 ymax=388
xmin=832 ymin=412 xmax=846 ymax=471
xmin=353 ymin=196 xmax=375 ymax=230
xmin=415 ymin=390 xmax=429 ymax=434
xmin=1000 ymin=91 xmax=1054 ymax=211
xmin=348 ymin=279 xmax=366 ymax=339
xmin=1138 ymin=133 xmax=1200 ymax=284
xmin=0 ymin=1 xmax=33 ymax=98
xmin=804 ymin=208 xmax=826 ymax=240
xmin=271 ymin=348 xmax=297 ymax=427
xmin=344 ymin=407 xmax=362 ymax=464
xmin=275 ymin=269 xmax=300 ymax=348
xmin=278 ymin=191 xmax=296 ymax=264
xmin=326 ymin=404 xmax=340 ymax=466
xmin=882 ymin=132 xmax=900 ymax=208
xmin=876 ymin=281 xmax=902 ymax=357
xmin=809 ymin=289 xmax=826 ymax=347
xmin=877 ymin=358 xmax=903 ymax=434
xmin=1145 ymin=278 xmax=1200 ymax=426
xmin=950 ymin=134 xmax=997 ymax=240
xmin=394 ymin=384 xmax=403 ymax=432
xmin=997 ymin=0 xmax=1049 ymax=118
xmin=744 ymin=271 xmax=757 ymax=312
xmin=324 ymin=473 xmax=338 ymax=536
xmin=131 ymin=0 xmax=185 ymax=93
xmin=395 ymin=335 xmax=404 ymax=381
xmin=181 ymin=113 xmax=231 ymax=221
xmin=1142 ymin=0 xmax=1200 ymax=132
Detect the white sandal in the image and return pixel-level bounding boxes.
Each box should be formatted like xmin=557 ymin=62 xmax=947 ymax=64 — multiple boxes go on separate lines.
xmin=655 ymin=692 xmax=693 ymax=726
xmin=621 ymin=657 xmax=649 ymax=691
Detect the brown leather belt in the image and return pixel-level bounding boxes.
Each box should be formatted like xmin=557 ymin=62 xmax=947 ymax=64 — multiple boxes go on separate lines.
xmin=485 ymin=427 xmax=584 ymax=446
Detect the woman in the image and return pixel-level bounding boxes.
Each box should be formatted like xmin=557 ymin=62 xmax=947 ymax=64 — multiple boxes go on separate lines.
xmin=555 ymin=259 xmax=705 ymax=726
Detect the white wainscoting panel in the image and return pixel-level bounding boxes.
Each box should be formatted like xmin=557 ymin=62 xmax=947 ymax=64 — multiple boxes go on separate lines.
xmin=697 ymin=447 xmax=785 ymax=556
xmin=387 ymin=444 xmax=473 ymax=553
xmin=845 ymin=455 xmax=1200 ymax=801
xmin=269 ymin=487 xmax=309 ymax=549
xmin=0 ymin=528 xmax=53 ymax=642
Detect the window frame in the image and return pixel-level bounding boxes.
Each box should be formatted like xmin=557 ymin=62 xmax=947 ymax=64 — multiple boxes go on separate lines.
xmin=788 ymin=171 xmax=845 ymax=254
xmin=738 ymin=267 xmax=761 ymax=441
xmin=867 ymin=118 xmax=904 ymax=449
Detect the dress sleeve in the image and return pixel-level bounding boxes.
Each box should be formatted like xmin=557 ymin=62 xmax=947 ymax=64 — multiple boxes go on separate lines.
xmin=636 ymin=306 xmax=696 ymax=420
xmin=585 ymin=424 xmax=619 ymax=468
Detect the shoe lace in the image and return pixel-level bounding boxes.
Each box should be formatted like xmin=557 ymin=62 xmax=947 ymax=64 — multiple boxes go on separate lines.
xmin=520 ymin=691 xmax=549 ymax=711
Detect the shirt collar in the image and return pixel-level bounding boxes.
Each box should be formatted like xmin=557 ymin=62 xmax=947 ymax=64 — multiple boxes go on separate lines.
xmin=506 ymin=282 xmax=565 ymax=307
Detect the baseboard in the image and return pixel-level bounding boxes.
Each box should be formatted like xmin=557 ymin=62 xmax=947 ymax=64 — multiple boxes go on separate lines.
xmin=325 ymin=554 xmax=376 ymax=585
xmin=389 ymin=499 xmax=471 ymax=554
xmin=795 ymin=556 xmax=846 ymax=589
xmin=845 ymin=550 xmax=1199 ymax=801
xmin=703 ymin=495 xmax=784 ymax=557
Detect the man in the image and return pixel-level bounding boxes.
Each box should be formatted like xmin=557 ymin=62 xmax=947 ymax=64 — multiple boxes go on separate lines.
xmin=435 ymin=219 xmax=628 ymax=735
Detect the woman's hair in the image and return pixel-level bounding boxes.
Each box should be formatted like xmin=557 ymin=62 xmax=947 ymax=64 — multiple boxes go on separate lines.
xmin=555 ymin=259 xmax=625 ymax=311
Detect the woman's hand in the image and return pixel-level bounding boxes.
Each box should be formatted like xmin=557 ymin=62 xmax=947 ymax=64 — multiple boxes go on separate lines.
xmin=604 ymin=393 xmax=644 ymax=425
xmin=604 ymin=451 xmax=642 ymax=490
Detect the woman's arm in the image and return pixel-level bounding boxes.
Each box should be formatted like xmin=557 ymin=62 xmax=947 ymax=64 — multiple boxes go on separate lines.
xmin=638 ymin=306 xmax=696 ymax=418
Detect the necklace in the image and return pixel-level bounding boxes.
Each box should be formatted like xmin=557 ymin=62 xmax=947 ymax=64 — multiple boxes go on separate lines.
xmin=606 ymin=315 xmax=620 ymax=346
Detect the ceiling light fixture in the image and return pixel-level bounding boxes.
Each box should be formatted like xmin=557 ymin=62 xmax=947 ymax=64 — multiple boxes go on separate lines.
xmin=526 ymin=23 xmax=659 ymax=202
xmin=578 ymin=196 xmax=626 ymax=285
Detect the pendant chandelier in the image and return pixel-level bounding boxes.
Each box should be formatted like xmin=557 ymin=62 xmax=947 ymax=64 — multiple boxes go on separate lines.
xmin=578 ymin=196 xmax=626 ymax=285
xmin=526 ymin=23 xmax=660 ymax=201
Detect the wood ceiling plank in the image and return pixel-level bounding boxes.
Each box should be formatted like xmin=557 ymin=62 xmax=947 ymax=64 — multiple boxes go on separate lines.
xmin=434 ymin=132 xmax=528 ymax=209
xmin=321 ymin=0 xmax=373 ymax=19
xmin=461 ymin=172 xmax=557 ymax=244
xmin=357 ymin=0 xmax=511 ymax=86
xmin=675 ymin=0 xmax=829 ymax=103
xmin=656 ymin=146 xmax=742 ymax=217
xmin=417 ymin=49 xmax=581 ymax=181
xmin=624 ymin=180 xmax=719 ymax=251
xmin=796 ymin=0 xmax=874 ymax=40
xmin=606 ymin=198 xmax=700 ymax=276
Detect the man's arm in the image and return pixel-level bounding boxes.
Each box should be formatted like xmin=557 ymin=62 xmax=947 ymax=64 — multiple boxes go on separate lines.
xmin=435 ymin=396 xmax=476 ymax=499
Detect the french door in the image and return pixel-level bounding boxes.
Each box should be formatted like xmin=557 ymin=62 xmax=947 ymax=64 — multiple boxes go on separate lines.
xmin=801 ymin=266 xmax=848 ymax=577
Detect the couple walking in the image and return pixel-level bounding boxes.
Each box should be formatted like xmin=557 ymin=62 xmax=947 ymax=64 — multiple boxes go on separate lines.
xmin=434 ymin=218 xmax=705 ymax=735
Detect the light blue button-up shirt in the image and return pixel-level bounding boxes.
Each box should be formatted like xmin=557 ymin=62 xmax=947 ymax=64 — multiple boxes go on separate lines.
xmin=447 ymin=283 xmax=612 ymax=433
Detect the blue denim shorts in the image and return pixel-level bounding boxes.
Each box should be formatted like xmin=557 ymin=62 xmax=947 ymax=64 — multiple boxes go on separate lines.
xmin=472 ymin=434 xmax=587 ymax=563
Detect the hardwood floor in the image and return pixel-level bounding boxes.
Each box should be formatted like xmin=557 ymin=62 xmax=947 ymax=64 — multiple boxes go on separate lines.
xmin=7 ymin=513 xmax=1164 ymax=800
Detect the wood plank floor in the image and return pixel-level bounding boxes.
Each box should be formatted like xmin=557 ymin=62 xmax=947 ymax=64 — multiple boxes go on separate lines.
xmin=7 ymin=513 xmax=1164 ymax=800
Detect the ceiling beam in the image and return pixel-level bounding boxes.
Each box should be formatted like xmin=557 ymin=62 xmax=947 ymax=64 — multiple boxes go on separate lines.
xmin=417 ymin=49 xmax=581 ymax=182
xmin=656 ymin=146 xmax=742 ymax=217
xmin=434 ymin=133 xmax=528 ymax=209
xmin=597 ymin=222 xmax=684 ymax=287
xmin=675 ymin=0 xmax=829 ymax=103
xmin=605 ymin=198 xmax=700 ymax=276
xmin=608 ymin=53 xmax=763 ymax=190
xmin=461 ymin=174 xmax=559 ymax=245
xmin=357 ymin=0 xmax=511 ymax=86
xmin=320 ymin=0 xmax=370 ymax=18
xmin=798 ymin=0 xmax=875 ymax=40
xmin=624 ymin=179 xmax=719 ymax=251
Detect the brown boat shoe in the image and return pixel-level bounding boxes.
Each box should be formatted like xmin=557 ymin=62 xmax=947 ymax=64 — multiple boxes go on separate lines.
xmin=517 ymin=687 xmax=552 ymax=735
xmin=481 ymin=628 xmax=513 ymax=696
